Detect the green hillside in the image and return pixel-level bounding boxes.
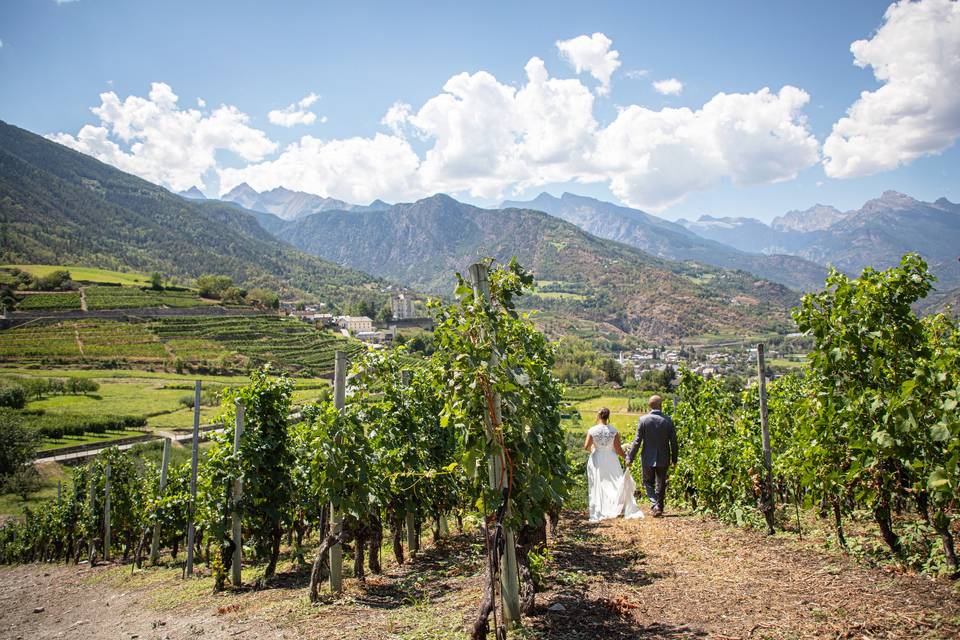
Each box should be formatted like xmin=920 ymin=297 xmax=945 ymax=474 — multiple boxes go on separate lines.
xmin=0 ymin=121 xmax=383 ymax=306
xmin=265 ymin=194 xmax=799 ymax=342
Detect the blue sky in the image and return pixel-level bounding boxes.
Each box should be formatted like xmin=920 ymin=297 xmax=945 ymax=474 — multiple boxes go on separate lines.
xmin=1 ymin=0 xmax=957 ymax=221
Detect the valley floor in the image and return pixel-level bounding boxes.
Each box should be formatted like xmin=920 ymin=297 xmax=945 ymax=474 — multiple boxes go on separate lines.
xmin=1 ymin=510 xmax=958 ymax=640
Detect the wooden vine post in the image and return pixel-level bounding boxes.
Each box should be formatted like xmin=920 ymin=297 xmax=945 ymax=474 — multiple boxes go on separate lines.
xmin=103 ymin=461 xmax=111 ymax=562
xmin=184 ymin=380 xmax=201 ymax=577
xmin=150 ymin=437 xmax=172 ymax=564
xmin=87 ymin=474 xmax=95 ymax=564
xmin=756 ymin=343 xmax=775 ymax=535
xmin=328 ymin=350 xmax=347 ymax=593
xmin=469 ymin=262 xmax=522 ymax=627
xmin=231 ymin=401 xmax=245 ymax=586
xmin=399 ymin=369 xmax=418 ymax=559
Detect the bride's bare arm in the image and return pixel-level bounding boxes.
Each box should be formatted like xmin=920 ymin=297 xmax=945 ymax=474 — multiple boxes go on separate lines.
xmin=583 ymin=434 xmax=593 ymax=451
xmin=614 ymin=433 xmax=626 ymax=459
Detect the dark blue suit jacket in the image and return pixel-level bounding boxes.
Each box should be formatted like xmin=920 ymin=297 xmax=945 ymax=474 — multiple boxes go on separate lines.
xmin=625 ymin=410 xmax=678 ymax=468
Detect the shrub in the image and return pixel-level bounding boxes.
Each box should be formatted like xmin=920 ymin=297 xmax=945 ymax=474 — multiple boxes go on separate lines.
xmin=68 ymin=378 xmax=99 ymax=395
xmin=32 ymin=270 xmax=74 ymax=291
xmin=196 ymin=274 xmax=234 ymax=299
xmin=0 ymin=413 xmax=37 ymax=488
xmin=0 ymin=383 xmax=26 ymax=410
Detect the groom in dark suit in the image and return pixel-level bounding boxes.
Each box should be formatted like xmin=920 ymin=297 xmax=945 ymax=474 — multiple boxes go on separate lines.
xmin=625 ymin=395 xmax=678 ymax=517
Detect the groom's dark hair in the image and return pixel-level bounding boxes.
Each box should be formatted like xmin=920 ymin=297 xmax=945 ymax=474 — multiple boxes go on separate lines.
xmin=597 ymin=407 xmax=610 ymax=421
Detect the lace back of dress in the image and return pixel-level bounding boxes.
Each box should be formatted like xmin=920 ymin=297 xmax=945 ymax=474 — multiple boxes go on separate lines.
xmin=590 ymin=424 xmax=617 ymax=451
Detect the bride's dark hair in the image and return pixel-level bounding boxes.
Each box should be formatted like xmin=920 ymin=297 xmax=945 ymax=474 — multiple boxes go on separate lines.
xmin=597 ymin=407 xmax=610 ymax=422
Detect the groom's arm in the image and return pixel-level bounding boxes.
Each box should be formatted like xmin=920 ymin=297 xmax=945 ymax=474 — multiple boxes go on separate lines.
xmin=668 ymin=419 xmax=679 ymax=466
xmin=625 ymin=417 xmax=643 ymax=466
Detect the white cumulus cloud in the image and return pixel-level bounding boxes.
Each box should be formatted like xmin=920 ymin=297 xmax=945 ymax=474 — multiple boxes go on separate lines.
xmin=53 ymin=34 xmax=821 ymax=211
xmin=381 ymin=102 xmax=414 ymax=137
xmin=593 ymin=86 xmax=819 ymax=209
xmin=652 ymin=78 xmax=684 ymax=96
xmin=48 ymin=82 xmax=277 ymax=192
xmin=267 ymin=92 xmax=321 ymax=127
xmin=219 ymin=133 xmax=422 ymax=204
xmin=556 ymin=32 xmax=621 ymax=96
xmin=823 ymin=0 xmax=960 ymax=178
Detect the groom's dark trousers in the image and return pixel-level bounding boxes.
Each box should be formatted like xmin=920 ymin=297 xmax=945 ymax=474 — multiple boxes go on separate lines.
xmin=642 ymin=466 xmax=669 ymax=511
xmin=626 ymin=409 xmax=678 ymax=511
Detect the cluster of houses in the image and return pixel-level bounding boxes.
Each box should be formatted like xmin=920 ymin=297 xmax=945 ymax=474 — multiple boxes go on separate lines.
xmin=280 ymin=295 xmax=427 ymax=346
xmin=620 ymin=344 xmax=786 ymax=380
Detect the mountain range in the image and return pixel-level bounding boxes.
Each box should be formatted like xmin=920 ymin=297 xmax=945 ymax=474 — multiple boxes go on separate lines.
xmin=501 ymin=192 xmax=828 ymax=291
xmin=0 ymin=120 xmax=381 ymax=304
xmin=219 ymin=183 xmax=390 ymax=220
xmin=2 ymin=117 xmax=955 ymax=344
xmin=252 ymin=194 xmax=798 ymax=341
xmin=679 ymin=192 xmax=960 ymax=289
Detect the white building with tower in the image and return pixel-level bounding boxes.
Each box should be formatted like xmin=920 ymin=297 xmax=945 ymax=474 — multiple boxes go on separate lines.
xmin=390 ymin=294 xmax=416 ymax=320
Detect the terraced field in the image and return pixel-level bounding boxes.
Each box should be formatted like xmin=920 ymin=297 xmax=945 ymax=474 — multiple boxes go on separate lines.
xmin=14 ymin=292 xmax=82 ymax=311
xmin=83 ymin=285 xmax=208 ymax=310
xmin=0 ymin=321 xmax=166 ymax=362
xmin=0 ymin=316 xmax=360 ymax=375
xmin=153 ymin=316 xmax=363 ymax=373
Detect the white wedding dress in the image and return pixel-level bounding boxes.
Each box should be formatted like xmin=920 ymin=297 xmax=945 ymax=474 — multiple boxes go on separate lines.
xmin=586 ymin=423 xmax=644 ymax=522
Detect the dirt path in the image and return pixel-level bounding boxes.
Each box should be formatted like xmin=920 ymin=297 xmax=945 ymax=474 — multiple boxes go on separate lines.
xmin=532 ymin=513 xmax=960 ymax=639
xmin=73 ymin=328 xmax=84 ymax=358
xmin=1 ymin=510 xmax=957 ymax=640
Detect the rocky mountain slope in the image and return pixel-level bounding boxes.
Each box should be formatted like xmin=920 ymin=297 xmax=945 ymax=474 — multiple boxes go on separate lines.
xmin=258 ymin=194 xmax=800 ymax=342
xmin=679 ymin=191 xmax=960 ymax=289
xmin=221 ymin=183 xmax=389 ymax=220
xmin=502 ymin=192 xmax=827 ymax=291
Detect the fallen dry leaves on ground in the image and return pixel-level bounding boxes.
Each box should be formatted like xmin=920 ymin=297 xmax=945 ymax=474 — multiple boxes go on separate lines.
xmin=1 ymin=509 xmax=958 ymax=639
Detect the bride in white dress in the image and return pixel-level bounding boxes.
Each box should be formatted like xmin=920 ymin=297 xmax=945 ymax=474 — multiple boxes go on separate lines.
xmin=583 ymin=408 xmax=644 ymax=522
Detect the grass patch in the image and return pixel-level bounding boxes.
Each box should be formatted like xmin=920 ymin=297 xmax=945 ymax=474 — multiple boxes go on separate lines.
xmin=3 ymin=264 xmax=153 ymax=286
xmin=770 ymin=358 xmax=805 ymax=369
xmin=146 ymin=405 xmax=221 ymax=430
xmin=531 ymin=291 xmax=588 ymax=301
xmin=0 ymin=368 xmax=329 ymax=387
xmin=0 ymin=462 xmax=69 ymax=517
xmin=27 ymin=379 xmax=192 ymax=418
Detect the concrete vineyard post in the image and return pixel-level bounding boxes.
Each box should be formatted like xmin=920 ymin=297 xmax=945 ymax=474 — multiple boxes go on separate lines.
xmin=150 ymin=438 xmax=172 ymax=564
xmin=468 ymin=262 xmax=522 ymax=627
xmin=439 ymin=514 xmax=449 ymax=537
xmin=185 ymin=380 xmax=201 ymax=577
xmin=57 ymin=480 xmax=61 ymax=507
xmin=103 ymin=462 xmax=111 ymax=562
xmin=329 ymin=351 xmax=347 ymax=593
xmin=231 ymin=401 xmax=244 ymax=586
xmin=756 ymin=343 xmax=775 ymax=535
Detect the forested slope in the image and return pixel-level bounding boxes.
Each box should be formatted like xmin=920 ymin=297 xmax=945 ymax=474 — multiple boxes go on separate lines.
xmin=0 ymin=121 xmax=381 ymax=304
